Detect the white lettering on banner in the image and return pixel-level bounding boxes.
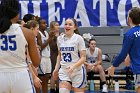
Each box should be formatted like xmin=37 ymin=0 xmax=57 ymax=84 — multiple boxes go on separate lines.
xmin=48 ymin=0 xmax=65 ymax=26
xmin=74 ymin=0 xmax=90 ymax=26
xmin=131 ymin=0 xmax=140 ymax=8
xmin=19 ymin=0 xmax=140 ymax=27
xmin=32 ymin=1 xmax=42 ymax=17
xmin=117 ymin=0 xmax=140 ymax=26
xmin=93 ymin=0 xmax=114 ymax=26
xmin=118 ymin=0 xmax=127 ymax=26
xmin=19 ymin=1 xmax=29 ymax=19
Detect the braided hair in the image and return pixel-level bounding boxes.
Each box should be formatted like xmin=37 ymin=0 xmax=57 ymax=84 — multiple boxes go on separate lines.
xmin=0 ymin=0 xmax=19 ymax=33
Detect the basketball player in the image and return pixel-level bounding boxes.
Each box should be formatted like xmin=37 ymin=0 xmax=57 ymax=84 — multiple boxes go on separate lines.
xmin=36 ymin=17 xmax=51 ymax=93
xmin=53 ymin=18 xmax=87 ymax=93
xmin=85 ymin=39 xmax=108 ymax=92
xmin=0 ymin=0 xmax=40 ymax=93
xmin=24 ymin=20 xmax=42 ymax=89
xmin=49 ymin=21 xmax=60 ymax=93
xmin=107 ymin=7 xmax=140 ymax=92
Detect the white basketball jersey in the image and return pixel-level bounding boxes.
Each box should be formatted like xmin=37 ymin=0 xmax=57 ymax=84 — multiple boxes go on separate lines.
xmin=0 ymin=24 xmax=28 ymax=72
xmin=57 ymin=33 xmax=86 ymax=67
xmin=86 ymin=47 xmax=99 ymax=63
xmin=38 ymin=31 xmax=50 ymax=57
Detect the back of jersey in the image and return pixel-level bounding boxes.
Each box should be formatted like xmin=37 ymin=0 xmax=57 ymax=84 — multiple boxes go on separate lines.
xmin=0 ymin=24 xmax=28 ymax=72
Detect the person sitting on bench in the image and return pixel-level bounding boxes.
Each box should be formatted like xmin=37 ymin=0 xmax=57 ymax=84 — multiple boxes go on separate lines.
xmin=85 ymin=38 xmax=108 ymax=92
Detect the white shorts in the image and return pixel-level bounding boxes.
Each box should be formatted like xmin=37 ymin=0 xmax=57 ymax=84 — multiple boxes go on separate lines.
xmin=0 ymin=69 xmax=35 ymax=93
xmin=134 ymin=74 xmax=140 ymax=87
xmin=38 ymin=57 xmax=52 ymax=74
xmin=59 ymin=65 xmax=87 ymax=88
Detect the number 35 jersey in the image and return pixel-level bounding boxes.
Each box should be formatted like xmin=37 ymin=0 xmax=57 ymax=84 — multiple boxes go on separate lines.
xmin=0 ymin=24 xmax=28 ymax=72
xmin=57 ymin=33 xmax=86 ymax=67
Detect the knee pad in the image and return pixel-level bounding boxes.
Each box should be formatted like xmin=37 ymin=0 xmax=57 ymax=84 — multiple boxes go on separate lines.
xmin=59 ymin=88 xmax=70 ymax=93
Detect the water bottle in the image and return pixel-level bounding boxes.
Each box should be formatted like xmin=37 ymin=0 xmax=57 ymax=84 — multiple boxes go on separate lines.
xmin=115 ymin=79 xmax=119 ymax=91
xmin=120 ymin=26 xmax=124 ymax=37
xmin=89 ymin=80 xmax=94 ymax=91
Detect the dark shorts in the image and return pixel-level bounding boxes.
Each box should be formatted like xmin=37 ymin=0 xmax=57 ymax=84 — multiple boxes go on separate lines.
xmin=87 ymin=71 xmax=95 ymax=80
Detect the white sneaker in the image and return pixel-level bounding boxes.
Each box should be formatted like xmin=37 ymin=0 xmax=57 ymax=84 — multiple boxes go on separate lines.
xmin=102 ymin=84 xmax=108 ymax=92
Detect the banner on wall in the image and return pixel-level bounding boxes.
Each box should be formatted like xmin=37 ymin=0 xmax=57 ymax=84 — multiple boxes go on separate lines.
xmin=19 ymin=0 xmax=140 ymax=27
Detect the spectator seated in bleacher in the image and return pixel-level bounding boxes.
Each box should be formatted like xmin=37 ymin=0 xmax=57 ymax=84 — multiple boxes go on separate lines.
xmin=84 ymin=39 xmax=108 ymax=92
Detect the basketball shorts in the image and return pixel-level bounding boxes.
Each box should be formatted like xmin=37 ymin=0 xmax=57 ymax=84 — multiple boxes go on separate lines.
xmin=38 ymin=57 xmax=52 ymax=74
xmin=0 ymin=69 xmax=35 ymax=93
xmin=59 ymin=65 xmax=87 ymax=88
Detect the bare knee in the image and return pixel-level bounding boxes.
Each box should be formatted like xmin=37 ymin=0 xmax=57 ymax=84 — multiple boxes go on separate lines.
xmin=96 ymin=65 xmax=104 ymax=72
xmin=59 ymin=81 xmax=72 ymax=90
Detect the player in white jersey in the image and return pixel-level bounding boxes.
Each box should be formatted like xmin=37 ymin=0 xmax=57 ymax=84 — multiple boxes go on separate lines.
xmin=84 ymin=39 xmax=108 ymax=92
xmin=36 ymin=18 xmax=51 ymax=93
xmin=0 ymin=0 xmax=40 ymax=93
xmin=23 ymin=20 xmax=42 ymax=89
xmin=53 ymin=18 xmax=87 ymax=93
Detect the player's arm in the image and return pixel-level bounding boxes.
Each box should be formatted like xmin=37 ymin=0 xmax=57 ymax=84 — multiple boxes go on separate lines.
xmin=36 ymin=32 xmax=50 ymax=51
xmin=70 ymin=36 xmax=86 ymax=70
xmin=84 ymin=49 xmax=89 ymax=66
xmin=107 ymin=35 xmax=134 ymax=76
xmin=124 ymin=55 xmax=130 ymax=66
xmin=94 ymin=48 xmax=102 ymax=66
xmin=54 ymin=50 xmax=61 ymax=71
xmin=112 ymin=35 xmax=134 ymax=67
xmin=84 ymin=61 xmax=89 ymax=66
xmin=28 ymin=64 xmax=42 ymax=88
xmin=73 ymin=50 xmax=86 ymax=69
xmin=53 ymin=50 xmax=61 ymax=80
xmin=21 ymin=27 xmax=40 ymax=67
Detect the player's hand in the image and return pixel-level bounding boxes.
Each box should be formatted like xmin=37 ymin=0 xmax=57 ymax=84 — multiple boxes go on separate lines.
xmin=66 ymin=65 xmax=75 ymax=77
xmin=66 ymin=66 xmax=74 ymax=74
xmin=33 ymin=76 xmax=42 ymax=89
xmin=49 ymin=31 xmax=55 ymax=37
xmin=53 ymin=69 xmax=59 ymax=80
xmin=87 ymin=63 xmax=93 ymax=70
xmin=106 ymin=66 xmax=116 ymax=76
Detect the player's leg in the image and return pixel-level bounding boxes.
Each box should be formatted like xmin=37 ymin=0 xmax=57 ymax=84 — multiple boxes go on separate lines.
xmin=42 ymin=74 xmax=50 ymax=93
xmin=72 ymin=66 xmax=87 ymax=93
xmin=59 ymin=81 xmax=71 ymax=93
xmin=93 ymin=65 xmax=108 ymax=92
xmin=59 ymin=67 xmax=72 ymax=93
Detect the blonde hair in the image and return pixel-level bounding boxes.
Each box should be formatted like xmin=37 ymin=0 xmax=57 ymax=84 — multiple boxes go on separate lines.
xmin=50 ymin=21 xmax=59 ymax=31
xmin=23 ymin=20 xmax=39 ymax=29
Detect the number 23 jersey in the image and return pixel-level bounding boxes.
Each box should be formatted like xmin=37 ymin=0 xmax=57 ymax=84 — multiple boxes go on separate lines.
xmin=57 ymin=33 xmax=86 ymax=67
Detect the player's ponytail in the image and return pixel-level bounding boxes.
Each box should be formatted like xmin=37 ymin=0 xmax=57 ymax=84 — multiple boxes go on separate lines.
xmin=0 ymin=0 xmax=19 ymax=34
xmin=68 ymin=18 xmax=80 ymax=35
xmin=0 ymin=17 xmax=12 ymax=34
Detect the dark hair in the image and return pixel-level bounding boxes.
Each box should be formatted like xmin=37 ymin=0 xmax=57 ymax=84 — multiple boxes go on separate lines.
xmin=89 ymin=38 xmax=96 ymax=44
xmin=23 ymin=14 xmax=35 ymax=23
xmin=0 ymin=0 xmax=19 ymax=34
xmin=36 ymin=17 xmax=43 ymax=24
xmin=129 ymin=7 xmax=140 ymax=25
xmin=23 ymin=20 xmax=39 ymax=29
xmin=68 ymin=18 xmax=80 ymax=35
xmin=17 ymin=20 xmax=22 ymax=24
